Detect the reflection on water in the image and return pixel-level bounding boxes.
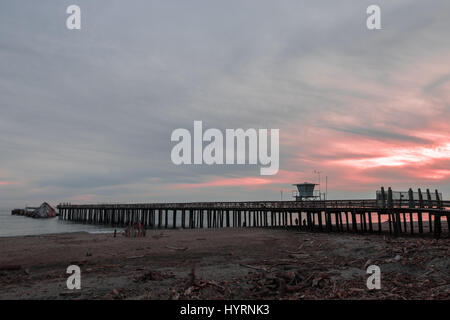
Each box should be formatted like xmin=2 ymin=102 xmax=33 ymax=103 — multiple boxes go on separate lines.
xmin=0 ymin=209 xmax=120 ymax=237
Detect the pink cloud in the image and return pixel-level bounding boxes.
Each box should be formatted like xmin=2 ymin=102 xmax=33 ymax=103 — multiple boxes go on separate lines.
xmin=170 ymin=124 xmax=449 ymax=193
xmin=173 ymin=170 xmax=308 ymax=190
xmin=175 ymin=177 xmax=271 ymax=189
xmin=0 ymin=181 xmax=19 ymax=186
xmin=168 ymin=54 xmax=450 ymax=195
xmin=334 ymin=142 xmax=450 ymax=169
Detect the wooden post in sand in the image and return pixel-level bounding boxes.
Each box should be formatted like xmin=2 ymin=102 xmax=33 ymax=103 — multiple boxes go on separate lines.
xmin=334 ymin=213 xmax=339 ymax=232
xmin=157 ymin=210 xmax=161 ymax=228
xmin=351 ymin=212 xmax=357 ymax=233
xmin=210 ymin=210 xmax=213 ymax=228
xmin=164 ymin=210 xmax=168 ymax=228
xmin=243 ymin=210 xmax=247 ymax=227
xmin=427 ymin=189 xmax=433 ymax=233
xmin=434 ymin=190 xmax=442 ymax=239
xmin=143 ymin=209 xmax=147 ymax=228
xmin=434 ymin=213 xmax=441 ymax=239
xmin=239 ymin=211 xmax=243 ymax=227
xmin=377 ymin=212 xmax=382 ymax=233
xmin=403 ymin=212 xmax=407 ymax=234
xmin=173 ymin=210 xmax=177 ymax=229
xmin=409 ymin=212 xmax=414 ymax=235
xmin=368 ymin=212 xmax=373 ymax=233
xmin=317 ymin=212 xmax=323 ymax=231
xmin=187 ymin=210 xmax=192 ymax=228
xmin=408 ymin=188 xmax=415 ymax=234
xmin=150 ymin=210 xmax=154 ymax=228
xmin=417 ymin=189 xmax=424 ymax=233
xmin=181 ymin=210 xmax=185 ymax=229
xmin=215 ymin=210 xmax=219 ymax=228
xmin=345 ymin=212 xmax=349 ymax=232
xmin=360 ymin=213 xmax=364 ymax=233
xmin=323 ymin=211 xmax=328 ymax=231
xmin=201 ymin=210 xmax=205 ymax=228
xmin=306 ymin=212 xmax=311 ymax=230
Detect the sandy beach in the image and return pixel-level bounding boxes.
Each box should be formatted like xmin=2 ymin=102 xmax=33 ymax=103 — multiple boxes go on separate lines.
xmin=0 ymin=228 xmax=448 ymax=300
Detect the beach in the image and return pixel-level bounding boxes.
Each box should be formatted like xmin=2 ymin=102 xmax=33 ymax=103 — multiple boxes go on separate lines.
xmin=0 ymin=228 xmax=448 ymax=300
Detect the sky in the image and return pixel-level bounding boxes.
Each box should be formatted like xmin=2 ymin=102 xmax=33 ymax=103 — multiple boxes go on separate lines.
xmin=0 ymin=0 xmax=449 ymax=208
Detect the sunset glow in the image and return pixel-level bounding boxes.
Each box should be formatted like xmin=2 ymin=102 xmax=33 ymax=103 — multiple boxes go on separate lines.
xmin=1 ymin=1 xmax=449 ymax=205
xmin=335 ymin=143 xmax=450 ymax=169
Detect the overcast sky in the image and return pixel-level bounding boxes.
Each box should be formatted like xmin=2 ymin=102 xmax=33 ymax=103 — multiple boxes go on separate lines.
xmin=0 ymin=0 xmax=449 ymax=208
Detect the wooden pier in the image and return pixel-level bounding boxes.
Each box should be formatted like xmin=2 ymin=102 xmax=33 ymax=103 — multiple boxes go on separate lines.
xmin=57 ymin=187 xmax=449 ymax=238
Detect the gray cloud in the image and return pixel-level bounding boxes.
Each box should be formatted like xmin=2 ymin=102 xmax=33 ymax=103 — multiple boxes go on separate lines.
xmin=0 ymin=0 xmax=449 ymax=207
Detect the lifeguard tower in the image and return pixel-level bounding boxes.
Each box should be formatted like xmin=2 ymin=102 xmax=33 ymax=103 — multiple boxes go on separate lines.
xmin=293 ymin=182 xmax=320 ymax=201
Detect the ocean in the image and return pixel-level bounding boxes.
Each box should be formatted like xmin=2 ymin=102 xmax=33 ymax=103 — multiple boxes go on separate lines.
xmin=0 ymin=209 xmax=119 ymax=238
xmin=1 ymin=207 xmax=445 ymax=238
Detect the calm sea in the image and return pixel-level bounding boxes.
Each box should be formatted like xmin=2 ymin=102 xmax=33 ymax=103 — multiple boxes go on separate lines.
xmin=1 ymin=207 xmax=446 ymax=237
xmin=0 ymin=209 xmax=119 ymax=238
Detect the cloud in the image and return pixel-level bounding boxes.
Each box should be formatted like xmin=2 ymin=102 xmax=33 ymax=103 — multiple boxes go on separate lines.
xmin=0 ymin=0 xmax=449 ymax=207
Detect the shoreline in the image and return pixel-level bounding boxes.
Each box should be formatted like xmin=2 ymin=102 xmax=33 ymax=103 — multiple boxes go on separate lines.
xmin=0 ymin=228 xmax=448 ymax=300
xmin=0 ymin=230 xmax=113 ymax=239
xmin=0 ymin=230 xmax=118 ymax=239
xmin=0 ymin=216 xmax=447 ymax=239
xmin=0 ymin=211 xmax=120 ymax=238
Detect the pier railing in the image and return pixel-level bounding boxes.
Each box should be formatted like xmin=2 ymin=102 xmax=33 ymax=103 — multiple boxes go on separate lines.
xmin=57 ymin=199 xmax=448 ymax=210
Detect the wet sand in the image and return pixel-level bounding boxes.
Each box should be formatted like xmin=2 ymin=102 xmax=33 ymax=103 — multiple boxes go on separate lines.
xmin=0 ymin=228 xmax=448 ymax=300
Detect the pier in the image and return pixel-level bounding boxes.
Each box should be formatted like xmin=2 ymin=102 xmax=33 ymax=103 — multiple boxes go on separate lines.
xmin=57 ymin=187 xmax=449 ymax=238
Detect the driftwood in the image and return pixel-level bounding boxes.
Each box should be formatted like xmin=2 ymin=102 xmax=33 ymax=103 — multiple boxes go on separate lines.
xmin=239 ymin=263 xmax=269 ymax=272
xmin=126 ymin=255 xmax=145 ymax=260
xmin=166 ymin=246 xmax=188 ymax=251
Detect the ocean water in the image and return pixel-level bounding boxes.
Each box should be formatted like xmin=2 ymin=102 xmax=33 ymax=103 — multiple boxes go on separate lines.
xmin=1 ymin=208 xmax=446 ymax=237
xmin=0 ymin=209 xmax=119 ymax=238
